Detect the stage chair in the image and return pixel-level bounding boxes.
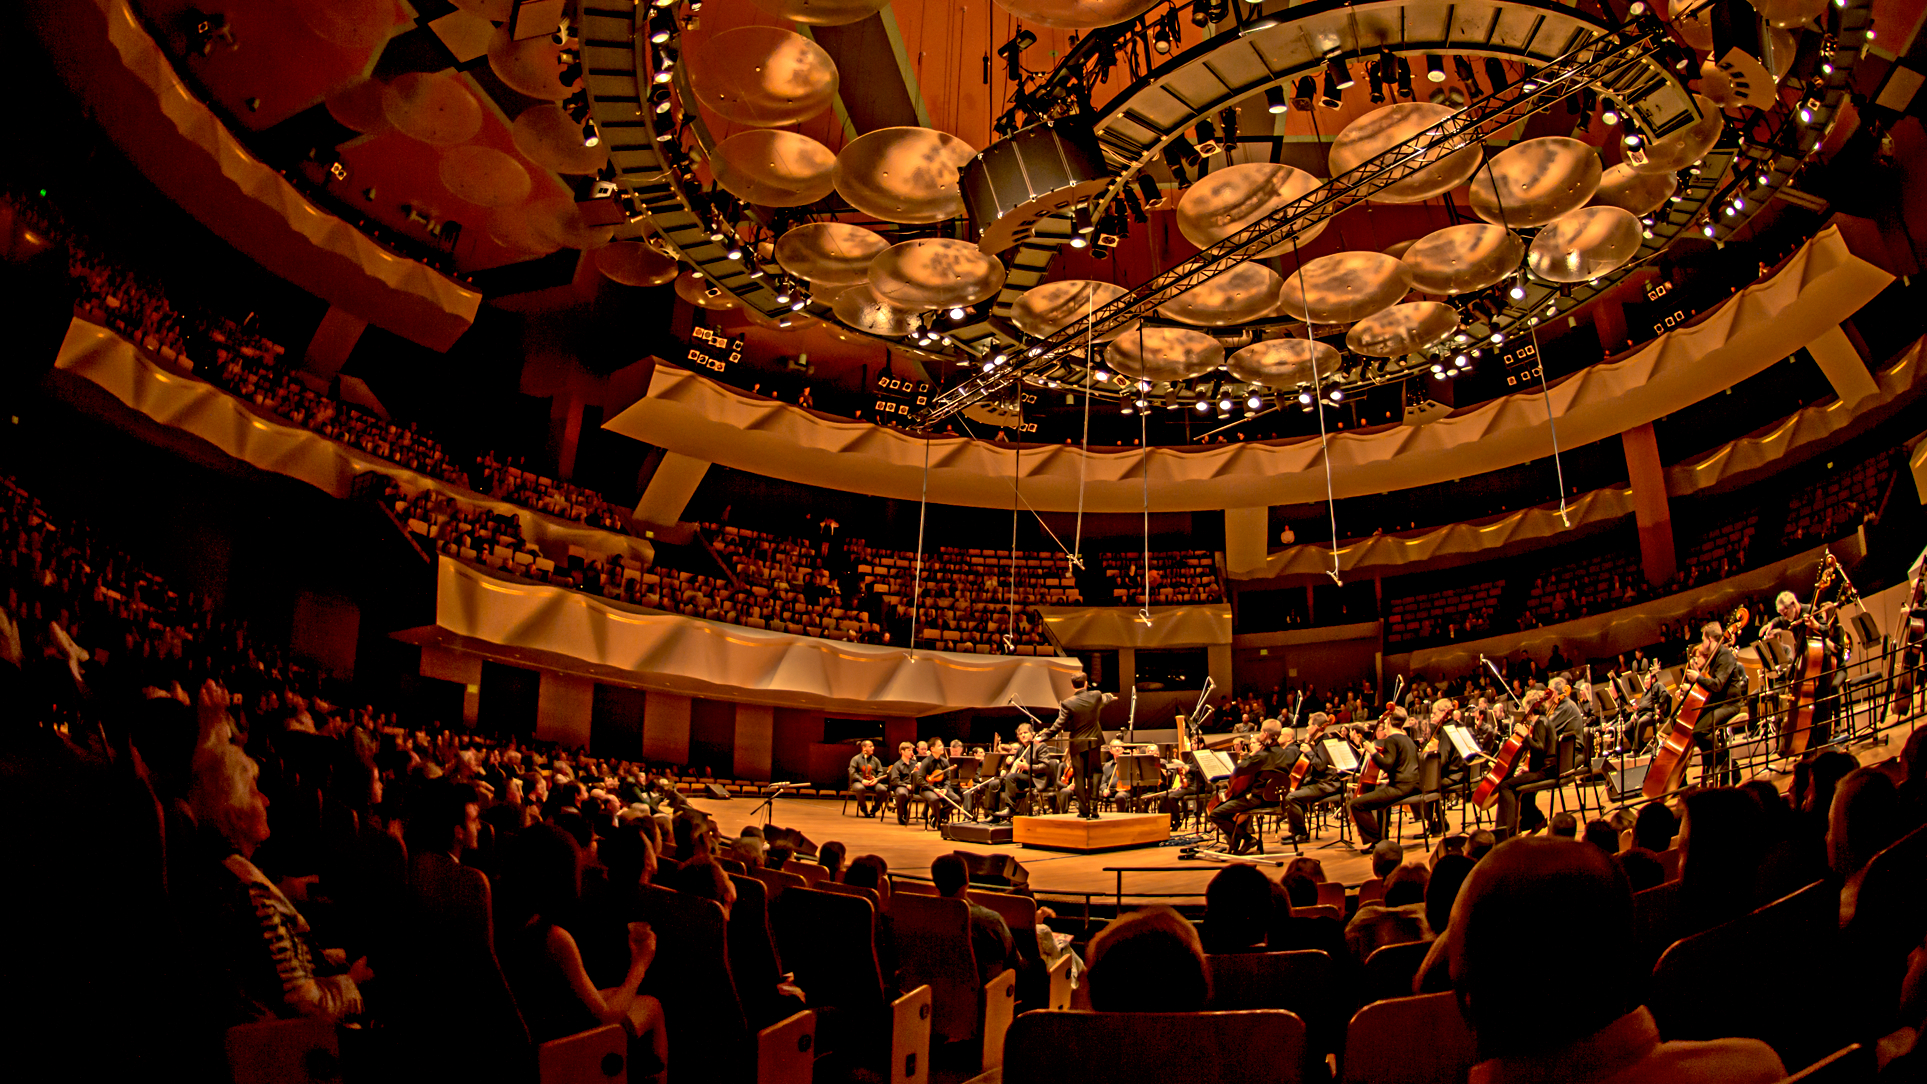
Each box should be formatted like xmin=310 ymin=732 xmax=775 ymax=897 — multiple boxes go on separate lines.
xmin=1341 ymin=992 xmax=1477 ymax=1084
xmin=755 ymin=1010 xmax=816 ymax=1084
xmin=1775 ymin=1043 xmax=1871 ymax=1084
xmin=224 ymin=1018 xmax=342 ymax=1084
xmin=1649 ymin=879 xmax=1847 ymax=1072
xmin=1001 ymin=1009 xmax=1306 ymax=1084
xmin=1513 ymin=736 xmax=1581 ymax=821
xmin=1387 ymin=753 xmax=1443 ymax=848
xmin=1360 ymin=940 xmax=1431 ymax=1005
xmin=1206 ymin=949 xmax=1342 ymax=1064
xmin=536 ymin=1024 xmax=626 ymax=1084
xmin=1315 ymin=881 xmax=1347 ymax=912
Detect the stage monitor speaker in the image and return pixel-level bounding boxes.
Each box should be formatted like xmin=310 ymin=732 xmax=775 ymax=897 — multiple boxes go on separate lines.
xmin=703 ymin=783 xmax=732 ymax=800
xmin=763 ymin=825 xmax=818 ymax=856
xmin=953 ymin=850 xmax=1030 ymax=891
xmin=1596 ymin=756 xmax=1651 ymax=802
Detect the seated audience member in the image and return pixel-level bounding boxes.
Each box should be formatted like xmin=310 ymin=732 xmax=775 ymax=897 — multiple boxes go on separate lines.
xmin=765 ymin=842 xmax=795 ymax=871
xmin=1281 ymin=872 xmax=1319 ymax=910
xmin=576 ymin=820 xmax=659 ymax=986
xmin=1466 ymin=829 xmax=1498 ymax=862
xmin=193 ymin=738 xmax=372 ymax=1023
xmin=664 ymin=858 xmax=735 ymax=918
xmin=496 ymin=824 xmax=668 ymax=1070
xmin=931 ymin=854 xmax=1017 ymax=988
xmin=1582 ymin=818 xmax=1620 ymax=856
xmin=816 ymin=840 xmax=847 ymax=881
xmin=1347 ymin=863 xmax=1431 ymax=966
xmin=1615 ymin=848 xmax=1666 ymax=893
xmin=1413 ymin=854 xmax=1475 ymax=994
xmin=1449 ymin=839 xmax=1783 ymax=1084
xmin=1368 ymin=840 xmax=1404 ymax=883
xmin=1285 ymin=856 xmax=1326 ymax=884
xmin=1084 ymin=906 xmax=1210 ymax=1012
xmin=1830 ymin=767 xmax=1901 ymax=923
xmin=1632 ymin=802 xmax=1676 ymax=854
xmin=1677 ymin=787 xmax=1769 ymax=933
xmin=843 ymin=854 xmax=890 ymax=905
xmin=1203 ymin=862 xmax=1274 ymax=953
xmin=1549 ymin=811 xmax=1579 ymax=839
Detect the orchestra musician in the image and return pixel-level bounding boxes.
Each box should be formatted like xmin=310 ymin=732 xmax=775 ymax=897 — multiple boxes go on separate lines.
xmin=1761 ymin=588 xmax=1849 ymax=747
xmin=1098 ymin=739 xmax=1139 ymax=813
xmin=991 ymin=726 xmax=1060 ymax=820
xmin=846 ymin=739 xmax=884 ymax=818
xmin=1208 ymin=718 xmax=1293 ymax=855
xmin=1349 ymin=714 xmax=1420 ymax=848
xmin=885 ymin=741 xmax=921 ymax=825
xmin=1283 ymin=712 xmax=1341 ymax=845
xmin=915 ymin=737 xmax=958 ymax=827
xmin=1421 ymin=699 xmax=1465 ymax=834
xmin=1683 ymin=621 xmax=1748 ymax=787
xmin=1057 ymin=673 xmax=1114 ymax=820
xmin=1153 ymin=756 xmax=1211 ymax=830
xmin=1495 ymin=691 xmax=1555 ymax=837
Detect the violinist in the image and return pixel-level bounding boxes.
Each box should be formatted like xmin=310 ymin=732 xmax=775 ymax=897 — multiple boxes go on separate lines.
xmin=1683 ymin=621 xmax=1748 ymax=787
xmin=1283 ymin=712 xmax=1341 ymax=845
xmin=1420 ymin=699 xmax=1464 ymax=835
xmin=1762 ymin=588 xmax=1849 ymax=747
xmin=1098 ymin=740 xmax=1138 ymax=813
xmin=1208 ymin=718 xmax=1293 ymax=855
xmin=1495 ymin=690 xmax=1555 ymax=837
xmin=847 ymin=739 xmax=884 ymax=818
xmin=915 ymin=737 xmax=957 ymax=827
xmin=1350 ymin=715 xmax=1419 ymax=848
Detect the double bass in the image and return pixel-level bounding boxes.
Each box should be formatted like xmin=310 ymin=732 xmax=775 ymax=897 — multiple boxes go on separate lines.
xmin=1348 ymin=677 xmax=1405 ymax=797
xmin=1643 ymin=608 xmax=1749 ymax=800
xmin=1889 ymin=552 xmax=1927 ymax=721
xmin=1778 ymin=556 xmax=1841 ymax=759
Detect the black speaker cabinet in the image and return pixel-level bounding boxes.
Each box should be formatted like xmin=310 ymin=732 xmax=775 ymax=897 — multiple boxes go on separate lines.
xmin=961 ymin=117 xmax=1112 ymax=255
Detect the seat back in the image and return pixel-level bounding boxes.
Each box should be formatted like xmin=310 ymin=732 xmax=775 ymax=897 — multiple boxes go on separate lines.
xmin=968 ymin=889 xmax=1038 ymax=934
xmin=891 ymin=894 xmax=982 ymax=1043
xmin=893 ymin=878 xmax=940 ymax=897
xmin=751 ymin=866 xmax=807 ymax=901
xmin=891 ymin=985 xmax=933 ymax=1084
xmin=755 ymin=1010 xmax=816 ymax=1084
xmin=537 ymin=1024 xmax=626 ymax=1084
xmin=1047 ymin=952 xmax=1074 ymax=1010
xmin=1356 ymin=879 xmax=1385 ymax=907
xmin=1002 ymin=1010 xmax=1306 ymax=1084
xmin=1294 ymin=903 xmax=1343 ymax=922
xmin=1343 ymin=992 xmax=1477 ymax=1084
xmin=224 ymin=1018 xmax=342 ymax=1084
xmin=794 ymin=862 xmax=830 ymax=886
xmin=1207 ymin=949 xmax=1341 ymax=1062
xmin=1554 ymin=735 xmax=1579 ymax=776
xmin=1650 ymin=879 xmax=1846 ymax=1072
xmin=633 ymin=885 xmax=748 ymax=1064
xmin=1779 ymin=1043 xmax=1871 ymax=1083
xmin=728 ymin=875 xmax=786 ymax=1015
xmin=392 ymin=856 xmax=531 ymax=1082
xmin=1315 ymin=881 xmax=1347 ymax=911
xmin=982 ymin=969 xmax=1018 ymax=1071
xmin=817 ymin=881 xmax=881 ymax=909
xmin=771 ymin=887 xmax=884 ymax=1013
xmin=1361 ymin=940 xmax=1432 ymax=1005
xmin=1415 ymin=752 xmax=1441 ymax=796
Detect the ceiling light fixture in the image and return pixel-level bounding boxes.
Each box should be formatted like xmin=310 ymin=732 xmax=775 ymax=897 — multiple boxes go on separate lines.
xmin=1426 ymin=54 xmax=1445 ymax=83
xmin=1326 ymin=55 xmax=1353 ymax=90
xmin=1266 ymin=85 xmax=1287 ymax=114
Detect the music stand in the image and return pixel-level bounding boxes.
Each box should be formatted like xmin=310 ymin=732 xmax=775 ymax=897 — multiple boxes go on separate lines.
xmin=1191 ymin=749 xmax=1236 ymax=782
xmin=1441 ymin=724 xmax=1487 ymax=832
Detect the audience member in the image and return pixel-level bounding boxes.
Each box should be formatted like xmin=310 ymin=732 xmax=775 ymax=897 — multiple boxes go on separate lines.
xmin=1085 ymin=906 xmax=1210 ymax=1012
xmin=1203 ymin=862 xmax=1274 ymax=953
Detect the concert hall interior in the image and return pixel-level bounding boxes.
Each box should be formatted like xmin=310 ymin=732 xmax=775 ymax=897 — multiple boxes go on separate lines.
xmin=11 ymin=0 xmax=1927 ymax=1080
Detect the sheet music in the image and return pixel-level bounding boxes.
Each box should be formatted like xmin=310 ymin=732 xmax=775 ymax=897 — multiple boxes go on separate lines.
xmin=1191 ymin=750 xmax=1236 ymax=782
xmin=1442 ymin=724 xmax=1483 ymax=760
xmin=1322 ymin=739 xmax=1359 ymax=773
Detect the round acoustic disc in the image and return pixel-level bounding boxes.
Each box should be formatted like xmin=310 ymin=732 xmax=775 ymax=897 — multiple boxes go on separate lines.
xmin=527 ymin=197 xmax=615 ymax=250
xmin=487 ymin=204 xmax=562 ymax=257
xmin=747 ymin=0 xmax=890 ymax=26
xmin=439 ymin=145 xmax=532 ymax=209
xmin=1631 ymin=94 xmax=1723 ymax=175
xmin=691 ymin=27 xmax=838 ymax=128
xmin=1751 ymin=0 xmax=1827 ymax=28
xmin=1346 ymin=302 xmax=1461 ymax=357
xmin=775 ymin=222 xmax=888 ymax=288
xmin=867 ymin=238 xmax=1007 ymax=309
xmin=1592 ymin=163 xmax=1676 ymax=216
xmin=832 ymin=283 xmax=920 ymax=337
xmin=1010 ymin=281 xmax=1138 ymax=341
xmin=1104 ymin=329 xmax=1226 ymax=383
xmin=833 ymin=127 xmax=976 ymax=224
xmin=512 ymin=103 xmax=610 ymax=175
xmin=1155 ymin=262 xmax=1282 ymax=327
xmin=383 ymin=72 xmax=483 ymax=146
xmin=594 ymin=241 xmax=680 ymax=288
xmin=1175 ymin=163 xmax=1327 ymax=258
xmin=1277 ymin=252 xmax=1412 ymax=325
xmin=675 ymin=271 xmax=742 ymax=311
xmin=1400 ymin=223 xmax=1526 ymax=296
xmin=712 ymin=130 xmax=837 ymax=208
xmin=294 ymin=0 xmax=394 ymax=49
xmin=1327 ymin=103 xmax=1485 ymax=204
xmin=1527 ymin=206 xmax=1644 ymax=284
xmin=488 ymin=26 xmax=572 ymax=101
xmin=990 ymin=0 xmax=1165 ymax=29
xmin=1226 ymin=337 xmax=1341 ymax=389
xmin=325 ymin=78 xmax=391 ymax=134
xmin=1467 ymin=137 xmax=1602 ymax=228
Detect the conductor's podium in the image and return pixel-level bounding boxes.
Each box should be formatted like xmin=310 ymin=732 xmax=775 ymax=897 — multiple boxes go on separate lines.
xmin=1011 ymin=812 xmax=1170 ymax=852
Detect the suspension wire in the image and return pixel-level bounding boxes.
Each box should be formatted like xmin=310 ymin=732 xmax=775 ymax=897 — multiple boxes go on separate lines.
xmin=1287 ymin=228 xmax=1344 ymax=586
xmin=953 ymin=414 xmax=1078 ymax=557
xmin=1475 ymin=152 xmax=1572 ymax=527
xmin=911 ymin=434 xmax=931 ymax=652
xmin=1071 ymin=285 xmax=1095 ymax=575
xmin=1008 ymin=392 xmax=1021 ymax=652
xmin=1137 ymin=323 xmax=1152 ymax=621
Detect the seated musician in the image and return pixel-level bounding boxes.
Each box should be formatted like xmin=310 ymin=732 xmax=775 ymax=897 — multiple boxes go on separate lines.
xmin=992 ymin=729 xmax=1051 ymax=819
xmin=1762 ymin=588 xmax=1849 ymax=747
xmin=884 ymin=742 xmax=920 ymax=826
xmin=915 ymin=738 xmax=957 ymax=827
xmin=1208 ymin=718 xmax=1293 ymax=855
xmin=847 ymin=739 xmax=885 ymax=818
xmin=1284 ymin=712 xmax=1342 ymax=845
xmin=1155 ymin=756 xmax=1212 ymax=830
xmin=1683 ymin=622 xmax=1748 ymax=787
xmin=1350 ymin=714 xmax=1420 ymax=848
xmin=1098 ymin=739 xmax=1137 ymax=812
xmin=1495 ymin=692 xmax=1555 ymax=837
xmin=1420 ymin=699 xmax=1465 ymax=835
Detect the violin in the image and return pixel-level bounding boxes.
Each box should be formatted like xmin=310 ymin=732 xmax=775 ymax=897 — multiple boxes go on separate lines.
xmin=1644 ymin=608 xmax=1748 ymax=800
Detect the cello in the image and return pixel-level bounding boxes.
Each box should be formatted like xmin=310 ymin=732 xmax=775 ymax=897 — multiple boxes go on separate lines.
xmin=1348 ymin=677 xmax=1405 ymax=797
xmin=1888 ymin=552 xmax=1926 ymax=721
xmin=1643 ymin=608 xmax=1748 ymax=800
xmin=1471 ymin=690 xmax=1547 ymax=810
xmin=1206 ymin=692 xmax=1297 ymax=819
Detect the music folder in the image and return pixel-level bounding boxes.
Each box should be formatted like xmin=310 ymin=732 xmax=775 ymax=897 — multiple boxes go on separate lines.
xmin=1322 ymin=739 xmax=1359 ymax=773
xmin=1442 ymin=724 xmax=1484 ymax=760
xmin=1191 ymin=749 xmax=1236 ymax=782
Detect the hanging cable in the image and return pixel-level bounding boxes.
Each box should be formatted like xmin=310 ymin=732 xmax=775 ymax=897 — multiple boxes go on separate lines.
xmin=1007 ymin=393 xmax=1022 ymax=653
xmin=1138 ymin=323 xmax=1153 ymax=623
xmin=1070 ymin=285 xmax=1095 ymax=577
xmin=911 ymin=434 xmax=931 ymax=653
xmin=1288 ymin=228 xmax=1344 ymax=586
xmin=954 ymin=414 xmax=1077 ymax=558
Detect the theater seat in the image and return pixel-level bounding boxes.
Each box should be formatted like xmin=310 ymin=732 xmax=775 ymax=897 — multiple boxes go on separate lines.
xmin=1002 ymin=1009 xmax=1306 ymax=1084
xmin=537 ymin=1024 xmax=626 ymax=1084
xmin=1342 ymin=992 xmax=1477 ymax=1084
xmin=224 ymin=1018 xmax=342 ymax=1084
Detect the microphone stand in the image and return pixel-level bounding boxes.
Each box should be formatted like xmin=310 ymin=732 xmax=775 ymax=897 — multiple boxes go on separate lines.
xmin=1482 ymin=655 xmax=1524 ymax=710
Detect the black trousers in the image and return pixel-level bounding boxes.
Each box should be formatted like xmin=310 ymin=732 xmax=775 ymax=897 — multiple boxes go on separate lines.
xmin=891 ymin=785 xmax=916 ymax=823
xmin=1159 ymin=785 xmax=1211 ymax=825
xmin=1072 ymin=746 xmax=1104 ymax=816
xmin=1351 ymin=783 xmax=1418 ymax=845
xmin=1693 ymin=699 xmax=1746 ymax=787
xmin=1209 ymin=793 xmax=1276 ymax=847
xmin=1495 ymin=770 xmax=1551 ymax=836
xmin=1284 ymin=781 xmax=1342 ymax=837
xmin=850 ymin=781 xmax=883 ymax=815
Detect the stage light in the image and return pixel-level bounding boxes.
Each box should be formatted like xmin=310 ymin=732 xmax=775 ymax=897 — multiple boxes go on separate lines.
xmin=1509 ymin=272 xmax=1526 ymax=300
xmin=1074 ymin=203 xmax=1095 ymax=234
xmin=1326 ymin=55 xmax=1354 ymax=89
xmin=1266 ymin=85 xmax=1287 ymax=113
xmin=1600 ymin=101 xmax=1619 ymax=125
xmin=1136 ymin=174 xmax=1161 ymax=209
xmin=949 ymin=306 xmax=965 ymax=320
xmin=1193 ymin=119 xmax=1220 ymax=157
xmin=1426 ymin=54 xmax=1445 ymax=83
xmin=1196 ymin=399 xmax=1212 ymax=412
xmin=1455 ymin=55 xmax=1481 ymax=95
xmin=1247 ymin=394 xmax=1262 ymax=409
xmin=1321 ymin=70 xmax=1344 ymax=108
xmin=1396 ymin=57 xmax=1414 ymax=98
xmin=1069 ymin=233 xmax=1088 ymax=248
xmin=1329 ymin=387 xmax=1343 ymax=402
xmin=1298 ymin=390 xmax=1313 ymax=404
xmin=1294 ymin=76 xmax=1317 ymax=107
xmin=997 ymin=28 xmax=1036 ymax=80
xmin=582 ymin=119 xmax=600 ymax=147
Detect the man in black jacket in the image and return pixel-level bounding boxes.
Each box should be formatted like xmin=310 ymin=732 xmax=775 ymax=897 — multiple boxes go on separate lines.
xmin=1284 ymin=713 xmax=1342 ymax=844
xmin=847 ymin=739 xmax=884 ymax=817
xmin=1684 ymin=622 xmax=1748 ymax=787
xmin=1350 ymin=717 xmax=1421 ymax=847
xmin=1496 ymin=691 xmax=1556 ymax=836
xmin=1209 ymin=719 xmax=1295 ymax=854
xmin=884 ymin=742 xmax=921 ymax=825
xmin=1055 ymin=673 xmax=1113 ymax=819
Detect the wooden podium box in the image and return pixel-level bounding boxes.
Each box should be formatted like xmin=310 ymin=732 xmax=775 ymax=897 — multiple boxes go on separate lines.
xmin=1010 ymin=812 xmax=1169 ymax=853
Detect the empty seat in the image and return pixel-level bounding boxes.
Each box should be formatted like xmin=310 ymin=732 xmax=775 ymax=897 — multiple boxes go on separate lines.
xmin=1003 ymin=1010 xmax=1306 ymax=1084
xmin=1342 ymin=992 xmax=1477 ymax=1084
xmin=536 ymin=1025 xmax=626 ymax=1084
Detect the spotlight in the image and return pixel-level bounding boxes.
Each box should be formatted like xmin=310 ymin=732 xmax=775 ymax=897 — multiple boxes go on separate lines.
xmin=1368 ymin=66 xmax=1385 ymax=104
xmin=1326 ymin=55 xmax=1354 ymax=90
xmin=1298 ymin=390 xmax=1313 ymax=405
xmin=1396 ymin=57 xmax=1414 ymax=98
xmin=1266 ymin=85 xmax=1287 ymax=113
xmin=1247 ymin=394 xmax=1262 ymax=409
xmin=1426 ymin=54 xmax=1445 ymax=83
xmin=1191 ymin=1 xmax=1211 ymax=28
xmin=791 ymin=296 xmax=806 ymax=311
xmin=651 ymin=88 xmax=673 ymax=114
xmin=949 ymin=306 xmax=965 ymax=320
xmin=1321 ymin=70 xmax=1344 ymax=108
xmin=725 ymin=240 xmax=743 ymax=260
xmin=1074 ymin=203 xmax=1095 ymax=234
xmin=1196 ymin=399 xmax=1212 ymax=412
xmin=582 ymin=119 xmax=600 ymax=147
xmin=997 ymin=28 xmax=1036 ymax=79
xmin=1217 ymin=106 xmax=1239 ymax=147
xmin=1136 ymin=173 xmax=1161 ymax=208
xmin=1293 ymin=76 xmax=1317 ymax=108
xmin=1509 ymin=272 xmax=1526 ymax=300
xmin=1193 ymin=119 xmax=1221 ymax=158
xmin=1153 ymin=9 xmax=1176 ymax=53
xmin=1623 ymin=133 xmax=1642 ymax=148
xmin=1454 ymin=55 xmax=1481 ymax=95
xmin=1329 ymin=387 xmax=1343 ymax=402
xmin=773 ymin=284 xmax=791 ymax=304
xmin=1483 ymin=58 xmax=1510 ymax=94
xmin=1070 ymin=233 xmax=1089 ymax=249
xmin=1168 ymin=135 xmax=1201 ymax=168
xmin=1600 ymin=102 xmax=1620 ymax=125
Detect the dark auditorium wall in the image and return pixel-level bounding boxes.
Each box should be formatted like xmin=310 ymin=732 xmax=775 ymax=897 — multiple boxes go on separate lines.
xmin=689 ymin=697 xmax=737 ymax=775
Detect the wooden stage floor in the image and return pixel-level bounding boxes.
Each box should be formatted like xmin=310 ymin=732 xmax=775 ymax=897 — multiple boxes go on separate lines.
xmin=687 ymin=733 xmax=1904 ymax=906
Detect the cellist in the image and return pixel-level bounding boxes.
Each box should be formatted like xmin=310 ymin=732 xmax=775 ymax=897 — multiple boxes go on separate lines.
xmin=1682 ymin=620 xmax=1748 ymax=787
xmin=1495 ymin=690 xmax=1555 ymax=837
xmin=1207 ymin=718 xmax=1293 ymax=855
xmin=1283 ymin=712 xmax=1341 ymax=846
xmin=1761 ymin=587 xmax=1850 ymax=747
xmin=1350 ymin=712 xmax=1420 ymax=848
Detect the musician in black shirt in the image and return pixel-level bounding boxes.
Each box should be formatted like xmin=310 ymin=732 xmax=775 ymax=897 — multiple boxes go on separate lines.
xmin=1284 ymin=712 xmax=1341 ymax=844
xmin=1764 ymin=588 xmax=1850 ymax=748
xmin=1209 ymin=719 xmax=1293 ymax=854
xmin=884 ymin=742 xmax=921 ymax=825
xmin=1350 ymin=719 xmax=1420 ymax=847
xmin=1153 ymin=758 xmax=1212 ymax=829
xmin=847 ymin=739 xmax=884 ymax=817
xmin=1496 ymin=692 xmax=1556 ymax=836
xmin=1684 ymin=621 xmax=1748 ymax=787
xmin=915 ymin=739 xmax=958 ymax=827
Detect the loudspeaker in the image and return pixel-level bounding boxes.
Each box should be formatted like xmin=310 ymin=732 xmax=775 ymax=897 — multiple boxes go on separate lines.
xmin=763 ymin=825 xmax=818 ymax=856
xmin=1597 ymin=756 xmax=1651 ymax=801
xmin=703 ymin=783 xmax=732 ymax=800
xmin=953 ymin=849 xmax=1029 ymax=891
xmin=942 ymin=821 xmax=1015 ymax=846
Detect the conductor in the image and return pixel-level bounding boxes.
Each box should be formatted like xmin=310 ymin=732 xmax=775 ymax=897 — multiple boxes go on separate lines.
xmin=1057 ymin=673 xmax=1115 ymax=820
